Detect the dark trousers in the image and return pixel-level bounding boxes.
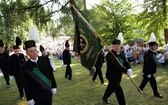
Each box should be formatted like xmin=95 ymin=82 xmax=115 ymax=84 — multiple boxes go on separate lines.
xmin=1 ymin=68 xmax=10 ymax=85
xmin=127 ymin=57 xmax=133 ymax=62
xmin=102 ymin=81 xmax=126 ymax=105
xmin=14 ymin=76 xmax=24 ymax=97
xmin=34 ymin=90 xmax=52 ymax=105
xmin=139 ymin=74 xmax=159 ymax=95
xmin=92 ymin=67 xmax=104 ymax=84
xmin=65 ymin=65 xmax=72 ymax=80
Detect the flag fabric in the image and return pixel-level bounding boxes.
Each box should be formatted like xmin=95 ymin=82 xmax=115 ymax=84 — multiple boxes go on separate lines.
xmin=72 ymin=6 xmax=103 ymax=70
xmin=73 ymin=21 xmax=81 ymax=55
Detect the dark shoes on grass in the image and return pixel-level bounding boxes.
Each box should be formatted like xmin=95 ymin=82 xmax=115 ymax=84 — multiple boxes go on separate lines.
xmin=154 ymin=94 xmax=163 ymax=98
xmin=103 ymin=99 xmax=110 ymax=104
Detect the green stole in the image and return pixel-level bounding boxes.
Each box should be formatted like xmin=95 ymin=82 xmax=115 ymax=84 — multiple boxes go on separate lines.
xmin=116 ymin=54 xmax=124 ymax=65
xmin=109 ymin=51 xmax=126 ymax=70
xmin=152 ymin=54 xmax=157 ymax=63
xmin=33 ymin=67 xmax=51 ymax=87
xmin=26 ymin=66 xmax=51 ymax=92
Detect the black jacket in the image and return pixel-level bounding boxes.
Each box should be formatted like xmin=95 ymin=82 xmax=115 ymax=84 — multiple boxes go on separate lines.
xmin=0 ymin=52 xmax=9 ymax=71
xmin=9 ymin=53 xmax=25 ymax=76
xmin=63 ymin=49 xmax=71 ymax=65
xmin=95 ymin=50 xmax=104 ymax=69
xmin=143 ymin=50 xmax=157 ymax=75
xmin=106 ymin=50 xmax=131 ymax=83
xmin=22 ymin=56 xmax=57 ymax=103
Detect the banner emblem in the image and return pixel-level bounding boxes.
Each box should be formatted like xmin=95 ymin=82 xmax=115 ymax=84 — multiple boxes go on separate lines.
xmin=80 ymin=35 xmax=88 ymax=53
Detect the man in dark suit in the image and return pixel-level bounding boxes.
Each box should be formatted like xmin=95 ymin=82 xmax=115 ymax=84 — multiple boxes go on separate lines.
xmin=10 ymin=45 xmax=26 ymax=99
xmin=102 ymin=39 xmax=132 ymax=105
xmin=22 ymin=40 xmax=57 ymax=105
xmin=0 ymin=40 xmax=10 ymax=87
xmin=63 ymin=40 xmax=72 ymax=80
xmin=139 ymin=41 xmax=163 ymax=98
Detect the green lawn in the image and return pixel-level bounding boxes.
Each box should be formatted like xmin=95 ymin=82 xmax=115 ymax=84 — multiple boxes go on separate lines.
xmin=0 ymin=58 xmax=168 ymax=105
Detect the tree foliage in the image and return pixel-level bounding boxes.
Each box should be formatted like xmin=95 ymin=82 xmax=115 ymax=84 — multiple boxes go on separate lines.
xmin=1 ymin=0 xmax=168 ymax=46
xmin=82 ymin=0 xmax=142 ymax=44
xmin=0 ymin=0 xmax=68 ymax=46
xmin=138 ymin=0 xmax=168 ymax=43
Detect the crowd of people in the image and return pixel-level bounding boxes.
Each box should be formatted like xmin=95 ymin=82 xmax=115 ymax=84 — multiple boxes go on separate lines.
xmin=0 ymin=37 xmax=167 ymax=105
xmin=124 ymin=42 xmax=168 ymax=67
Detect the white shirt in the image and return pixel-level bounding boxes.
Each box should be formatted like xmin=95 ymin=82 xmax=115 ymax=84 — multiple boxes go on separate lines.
xmin=30 ymin=57 xmax=38 ymax=63
xmin=156 ymin=53 xmax=165 ymax=63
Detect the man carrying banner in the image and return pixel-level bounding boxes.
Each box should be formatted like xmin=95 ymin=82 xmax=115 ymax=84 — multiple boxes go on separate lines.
xmin=22 ymin=40 xmax=57 ymax=105
xmin=102 ymin=39 xmax=132 ymax=105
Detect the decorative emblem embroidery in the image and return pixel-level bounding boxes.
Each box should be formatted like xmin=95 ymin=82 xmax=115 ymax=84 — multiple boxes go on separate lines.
xmin=80 ymin=35 xmax=88 ymax=54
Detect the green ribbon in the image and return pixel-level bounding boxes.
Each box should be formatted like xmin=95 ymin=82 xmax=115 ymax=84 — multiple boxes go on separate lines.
xmin=153 ymin=54 xmax=157 ymax=62
xmin=116 ymin=54 xmax=124 ymax=65
xmin=33 ymin=67 xmax=51 ymax=87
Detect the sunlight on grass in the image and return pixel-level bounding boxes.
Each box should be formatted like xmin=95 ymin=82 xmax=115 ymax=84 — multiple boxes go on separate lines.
xmin=133 ymin=74 xmax=140 ymax=78
xmin=156 ymin=76 xmax=166 ymax=81
xmin=16 ymin=100 xmax=27 ymax=105
xmin=70 ymin=63 xmax=81 ymax=66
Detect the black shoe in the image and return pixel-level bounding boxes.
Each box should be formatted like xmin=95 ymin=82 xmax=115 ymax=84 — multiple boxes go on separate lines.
xmin=101 ymin=81 xmax=104 ymax=84
xmin=103 ymin=99 xmax=110 ymax=104
xmin=102 ymin=83 xmax=108 ymax=86
xmin=19 ymin=95 xmax=24 ymax=100
xmin=92 ymin=79 xmax=96 ymax=82
xmin=20 ymin=94 xmax=24 ymax=99
xmin=154 ymin=94 xmax=163 ymax=98
xmin=6 ymin=84 xmax=10 ymax=88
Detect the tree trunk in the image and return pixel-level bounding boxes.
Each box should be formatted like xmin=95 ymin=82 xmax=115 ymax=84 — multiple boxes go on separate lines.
xmin=164 ymin=29 xmax=168 ymax=43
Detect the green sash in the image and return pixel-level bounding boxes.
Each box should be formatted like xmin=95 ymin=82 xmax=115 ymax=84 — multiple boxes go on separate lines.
xmin=116 ymin=55 xmax=124 ymax=65
xmin=33 ymin=67 xmax=51 ymax=87
xmin=152 ymin=54 xmax=157 ymax=62
xmin=109 ymin=51 xmax=127 ymax=70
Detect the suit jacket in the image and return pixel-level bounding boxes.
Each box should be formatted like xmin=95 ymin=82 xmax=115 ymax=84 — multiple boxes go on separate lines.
xmin=9 ymin=53 xmax=25 ymax=76
xmin=95 ymin=50 xmax=104 ymax=69
xmin=22 ymin=56 xmax=57 ymax=102
xmin=106 ymin=50 xmax=131 ymax=83
xmin=0 ymin=52 xmax=9 ymax=71
xmin=143 ymin=50 xmax=157 ymax=75
xmin=63 ymin=49 xmax=71 ymax=65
